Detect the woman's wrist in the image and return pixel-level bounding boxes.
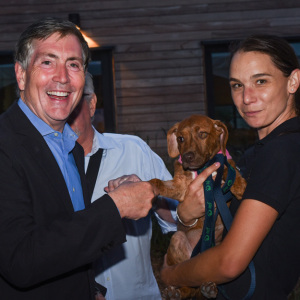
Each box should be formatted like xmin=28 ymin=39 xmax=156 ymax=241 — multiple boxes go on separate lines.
xmin=176 ymin=207 xmax=198 ymax=227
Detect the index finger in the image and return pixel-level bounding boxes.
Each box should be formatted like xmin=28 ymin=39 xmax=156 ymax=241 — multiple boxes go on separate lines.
xmin=192 ymin=162 xmax=220 ymax=185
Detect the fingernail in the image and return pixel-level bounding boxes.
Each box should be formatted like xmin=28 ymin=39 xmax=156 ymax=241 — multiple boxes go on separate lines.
xmin=215 ymin=162 xmax=220 ymax=167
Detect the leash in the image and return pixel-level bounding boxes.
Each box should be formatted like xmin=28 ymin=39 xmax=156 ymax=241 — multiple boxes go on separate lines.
xmin=191 ymin=154 xmax=256 ymax=300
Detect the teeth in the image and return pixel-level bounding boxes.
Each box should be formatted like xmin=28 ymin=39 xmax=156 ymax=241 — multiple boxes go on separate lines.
xmin=47 ymin=91 xmax=69 ymax=97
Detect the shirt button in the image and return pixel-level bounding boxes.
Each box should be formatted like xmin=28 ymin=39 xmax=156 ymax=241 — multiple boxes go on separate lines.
xmin=107 ymin=277 xmax=110 ymax=281
xmin=73 ymin=187 xmax=75 ymax=192
xmin=54 ymin=133 xmax=58 ymax=137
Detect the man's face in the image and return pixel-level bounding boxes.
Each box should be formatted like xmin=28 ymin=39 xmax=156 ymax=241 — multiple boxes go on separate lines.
xmin=15 ymin=33 xmax=85 ymax=132
xmin=68 ymin=98 xmax=92 ymax=137
xmin=68 ymin=92 xmax=97 ymax=148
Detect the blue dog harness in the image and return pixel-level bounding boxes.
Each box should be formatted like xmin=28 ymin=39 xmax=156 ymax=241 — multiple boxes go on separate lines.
xmin=191 ymin=154 xmax=256 ymax=300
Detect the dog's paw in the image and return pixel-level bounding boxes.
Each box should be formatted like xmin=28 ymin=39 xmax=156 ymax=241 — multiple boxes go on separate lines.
xmin=200 ymin=282 xmax=218 ymax=299
xmin=161 ymin=286 xmax=181 ymax=300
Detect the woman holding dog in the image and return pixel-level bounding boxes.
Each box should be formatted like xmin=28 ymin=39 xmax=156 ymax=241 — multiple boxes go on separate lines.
xmin=161 ymin=35 xmax=300 ymax=299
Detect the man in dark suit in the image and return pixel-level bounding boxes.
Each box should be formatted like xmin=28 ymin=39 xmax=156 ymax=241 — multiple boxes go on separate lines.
xmin=0 ymin=18 xmax=156 ymax=300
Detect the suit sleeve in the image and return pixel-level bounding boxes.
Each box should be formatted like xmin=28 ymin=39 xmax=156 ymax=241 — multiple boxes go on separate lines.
xmin=0 ymin=147 xmax=126 ymax=289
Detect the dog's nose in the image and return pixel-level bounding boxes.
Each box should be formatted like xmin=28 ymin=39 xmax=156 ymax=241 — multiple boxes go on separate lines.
xmin=182 ymin=152 xmax=195 ymax=163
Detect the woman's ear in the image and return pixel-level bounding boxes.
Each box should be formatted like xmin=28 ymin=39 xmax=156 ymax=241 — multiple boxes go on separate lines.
xmin=89 ymin=93 xmax=97 ymax=118
xmin=288 ymin=69 xmax=300 ymax=94
xmin=15 ymin=62 xmax=26 ymax=91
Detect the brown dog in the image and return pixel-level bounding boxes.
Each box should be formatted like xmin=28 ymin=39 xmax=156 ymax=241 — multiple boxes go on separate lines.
xmin=150 ymin=115 xmax=246 ymax=300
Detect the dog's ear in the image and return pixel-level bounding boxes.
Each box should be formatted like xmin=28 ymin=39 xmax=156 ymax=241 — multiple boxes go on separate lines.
xmin=214 ymin=120 xmax=228 ymax=155
xmin=167 ymin=123 xmax=180 ymax=158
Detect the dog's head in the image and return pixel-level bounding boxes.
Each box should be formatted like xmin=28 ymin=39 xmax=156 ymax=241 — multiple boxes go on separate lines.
xmin=167 ymin=115 xmax=228 ymax=170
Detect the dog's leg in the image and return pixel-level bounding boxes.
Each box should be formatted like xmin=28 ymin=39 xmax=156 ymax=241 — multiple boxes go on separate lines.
xmin=167 ymin=231 xmax=194 ymax=265
xmin=162 ymin=231 xmax=195 ymax=300
xmin=149 ymin=161 xmax=194 ymax=202
xmin=198 ymin=282 xmax=218 ymax=299
xmin=149 ymin=178 xmax=187 ymax=202
xmin=163 ymin=228 xmax=213 ymax=300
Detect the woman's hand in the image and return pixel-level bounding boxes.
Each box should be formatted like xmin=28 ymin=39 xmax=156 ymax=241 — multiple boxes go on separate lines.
xmin=104 ymin=174 xmax=141 ymax=192
xmin=177 ymin=162 xmax=220 ymax=225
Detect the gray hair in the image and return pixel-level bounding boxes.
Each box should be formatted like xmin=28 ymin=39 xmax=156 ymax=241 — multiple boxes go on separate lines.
xmin=83 ymin=72 xmax=95 ymax=103
xmin=15 ymin=17 xmax=90 ymax=71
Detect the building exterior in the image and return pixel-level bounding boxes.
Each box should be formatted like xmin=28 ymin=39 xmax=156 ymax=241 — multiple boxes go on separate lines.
xmin=1 ymin=0 xmax=300 ymax=164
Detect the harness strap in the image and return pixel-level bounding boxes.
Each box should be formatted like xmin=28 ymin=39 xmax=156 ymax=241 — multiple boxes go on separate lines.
xmin=191 ymin=154 xmax=235 ymax=256
xmin=191 ymin=154 xmax=256 ymax=300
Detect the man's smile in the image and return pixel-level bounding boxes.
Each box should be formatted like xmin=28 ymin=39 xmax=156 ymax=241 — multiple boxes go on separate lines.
xmin=47 ymin=91 xmax=70 ymax=99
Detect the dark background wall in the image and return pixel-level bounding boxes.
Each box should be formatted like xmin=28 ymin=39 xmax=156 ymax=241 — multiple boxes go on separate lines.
xmin=1 ymin=0 xmax=300 ymax=162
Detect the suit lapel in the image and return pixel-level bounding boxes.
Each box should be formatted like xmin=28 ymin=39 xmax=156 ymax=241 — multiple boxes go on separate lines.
xmin=7 ymin=102 xmax=77 ymax=213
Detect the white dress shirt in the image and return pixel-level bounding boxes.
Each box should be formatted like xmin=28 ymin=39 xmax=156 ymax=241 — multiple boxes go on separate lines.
xmin=85 ymin=129 xmax=177 ymax=300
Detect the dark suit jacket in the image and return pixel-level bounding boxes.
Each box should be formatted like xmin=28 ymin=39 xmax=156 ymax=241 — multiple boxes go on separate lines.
xmin=0 ymin=102 xmax=126 ymax=300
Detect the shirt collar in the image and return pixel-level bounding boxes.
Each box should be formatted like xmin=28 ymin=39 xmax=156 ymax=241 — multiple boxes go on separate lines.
xmin=86 ymin=127 xmax=116 ymax=157
xmin=18 ymin=98 xmax=78 ymax=143
xmin=256 ymin=116 xmax=300 ymax=146
xmin=18 ymin=98 xmax=54 ymax=136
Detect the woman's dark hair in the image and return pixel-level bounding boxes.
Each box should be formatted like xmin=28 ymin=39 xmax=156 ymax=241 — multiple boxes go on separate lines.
xmin=230 ymin=35 xmax=300 ymax=115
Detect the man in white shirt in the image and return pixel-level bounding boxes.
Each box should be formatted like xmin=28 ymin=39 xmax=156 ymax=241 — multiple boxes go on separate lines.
xmin=68 ymin=72 xmax=177 ymax=300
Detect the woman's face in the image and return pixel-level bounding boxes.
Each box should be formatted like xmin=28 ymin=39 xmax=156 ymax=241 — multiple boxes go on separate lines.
xmin=229 ymin=51 xmax=298 ymax=139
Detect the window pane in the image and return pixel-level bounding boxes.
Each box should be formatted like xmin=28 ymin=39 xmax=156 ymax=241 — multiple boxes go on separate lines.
xmin=290 ymin=42 xmax=300 ymax=60
xmin=0 ymin=61 xmax=17 ymax=113
xmin=88 ymin=60 xmax=105 ymax=133
xmin=204 ymin=43 xmax=257 ymax=161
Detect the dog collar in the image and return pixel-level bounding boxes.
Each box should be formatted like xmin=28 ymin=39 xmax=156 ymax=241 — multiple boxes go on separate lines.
xmin=178 ymin=149 xmax=232 ymax=178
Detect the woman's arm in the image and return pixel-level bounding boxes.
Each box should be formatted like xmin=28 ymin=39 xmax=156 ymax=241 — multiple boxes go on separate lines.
xmin=161 ymin=198 xmax=278 ymax=287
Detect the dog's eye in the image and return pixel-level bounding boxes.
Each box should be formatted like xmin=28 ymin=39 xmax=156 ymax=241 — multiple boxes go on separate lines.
xmin=177 ymin=136 xmax=184 ymax=143
xmin=199 ymin=132 xmax=208 ymax=139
